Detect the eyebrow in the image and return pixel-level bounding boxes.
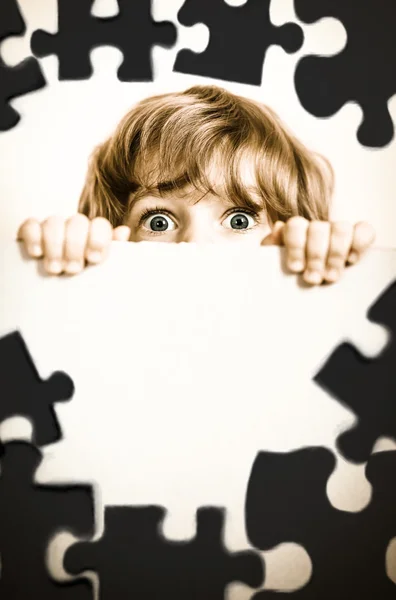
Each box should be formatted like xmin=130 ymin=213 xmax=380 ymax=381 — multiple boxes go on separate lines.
xmin=233 ymin=192 xmax=264 ymax=212
xmin=129 ymin=180 xmax=265 ymax=213
xmin=129 ymin=186 xmax=180 ymax=209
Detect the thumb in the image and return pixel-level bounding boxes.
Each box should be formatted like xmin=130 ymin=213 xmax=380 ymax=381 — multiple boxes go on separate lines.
xmin=261 ymin=221 xmax=285 ymax=246
xmin=113 ymin=226 xmax=131 ymax=241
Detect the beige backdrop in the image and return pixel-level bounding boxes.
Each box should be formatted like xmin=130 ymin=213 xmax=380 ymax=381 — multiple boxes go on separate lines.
xmin=0 ymin=1 xmax=396 ymax=598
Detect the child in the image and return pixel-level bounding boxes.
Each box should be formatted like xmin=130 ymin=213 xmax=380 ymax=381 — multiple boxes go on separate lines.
xmin=18 ymin=85 xmax=374 ymax=285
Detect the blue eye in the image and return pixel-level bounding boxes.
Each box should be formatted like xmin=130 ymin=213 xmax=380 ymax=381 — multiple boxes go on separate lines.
xmin=142 ymin=213 xmax=176 ymax=233
xmin=223 ymin=212 xmax=256 ymax=230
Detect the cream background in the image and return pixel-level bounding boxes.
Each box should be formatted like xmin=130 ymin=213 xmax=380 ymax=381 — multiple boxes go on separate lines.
xmin=0 ymin=0 xmax=396 ymax=597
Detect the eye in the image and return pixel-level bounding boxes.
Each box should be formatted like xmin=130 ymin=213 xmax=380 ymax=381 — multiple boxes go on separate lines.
xmin=142 ymin=212 xmax=176 ymax=233
xmin=222 ymin=211 xmax=257 ymax=231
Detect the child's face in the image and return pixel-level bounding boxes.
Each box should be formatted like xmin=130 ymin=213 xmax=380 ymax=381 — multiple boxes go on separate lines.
xmin=126 ymin=187 xmax=271 ymax=244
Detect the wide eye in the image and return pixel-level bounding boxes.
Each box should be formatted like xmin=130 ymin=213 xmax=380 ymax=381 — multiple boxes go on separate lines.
xmin=142 ymin=213 xmax=176 ymax=233
xmin=222 ymin=211 xmax=256 ymax=231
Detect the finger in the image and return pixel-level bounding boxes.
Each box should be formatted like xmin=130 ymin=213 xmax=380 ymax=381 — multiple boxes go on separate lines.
xmin=304 ymin=221 xmax=331 ymax=285
xmin=17 ymin=218 xmax=43 ymax=257
xmin=261 ymin=221 xmax=285 ymax=246
xmin=113 ymin=226 xmax=131 ymax=242
xmin=85 ymin=217 xmax=113 ymax=264
xmin=272 ymin=221 xmax=285 ymax=245
xmin=283 ymin=216 xmax=309 ymax=272
xmin=64 ymin=214 xmax=90 ymax=275
xmin=42 ymin=216 xmax=66 ymax=274
xmin=324 ymin=221 xmax=354 ymax=283
xmin=348 ymin=222 xmax=376 ymax=264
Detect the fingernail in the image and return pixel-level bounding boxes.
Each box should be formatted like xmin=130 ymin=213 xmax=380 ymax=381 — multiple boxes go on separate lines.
xmin=288 ymin=260 xmax=304 ymax=272
xmin=86 ymin=250 xmax=102 ymax=263
xmin=29 ymin=244 xmax=42 ymax=257
xmin=46 ymin=260 xmax=62 ymax=274
xmin=348 ymin=251 xmax=359 ymax=264
xmin=304 ymin=270 xmax=322 ymax=285
xmin=325 ymin=268 xmax=340 ymax=282
xmin=65 ymin=261 xmax=83 ymax=274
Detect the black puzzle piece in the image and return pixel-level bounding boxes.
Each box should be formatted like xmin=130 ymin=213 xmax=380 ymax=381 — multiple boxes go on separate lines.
xmin=0 ymin=330 xmax=74 ymax=446
xmin=31 ymin=0 xmax=177 ymax=81
xmin=314 ymin=281 xmax=396 ymax=463
xmin=174 ymin=0 xmax=303 ymax=85
xmin=293 ymin=0 xmax=396 ymax=147
xmin=246 ymin=446 xmax=396 ymax=598
xmin=0 ymin=0 xmax=46 ymax=132
xmin=0 ymin=440 xmax=94 ymax=599
xmin=65 ymin=506 xmax=264 ymax=599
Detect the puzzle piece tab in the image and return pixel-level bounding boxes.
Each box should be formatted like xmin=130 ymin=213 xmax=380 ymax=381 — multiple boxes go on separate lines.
xmin=0 ymin=440 xmax=94 ymax=599
xmin=0 ymin=0 xmax=46 ymax=131
xmin=294 ymin=0 xmax=396 ymax=147
xmin=174 ymin=0 xmax=303 ymax=85
xmin=0 ymin=330 xmax=75 ymax=446
xmin=65 ymin=506 xmax=264 ymax=599
xmin=246 ymin=446 xmax=396 ymax=598
xmin=314 ymin=281 xmax=396 ymax=463
xmin=30 ymin=0 xmax=177 ymax=81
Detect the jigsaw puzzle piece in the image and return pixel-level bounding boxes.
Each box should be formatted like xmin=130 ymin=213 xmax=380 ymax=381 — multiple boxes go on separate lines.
xmin=30 ymin=0 xmax=177 ymax=81
xmin=0 ymin=0 xmax=46 ymax=131
xmin=174 ymin=0 xmax=303 ymax=85
xmin=293 ymin=0 xmax=396 ymax=147
xmin=65 ymin=506 xmax=264 ymax=599
xmin=314 ymin=281 xmax=396 ymax=464
xmin=0 ymin=440 xmax=94 ymax=599
xmin=246 ymin=446 xmax=396 ymax=598
xmin=0 ymin=330 xmax=75 ymax=446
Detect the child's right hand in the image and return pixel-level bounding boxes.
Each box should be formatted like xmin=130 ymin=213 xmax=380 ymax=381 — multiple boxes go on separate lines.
xmin=17 ymin=215 xmax=130 ymax=275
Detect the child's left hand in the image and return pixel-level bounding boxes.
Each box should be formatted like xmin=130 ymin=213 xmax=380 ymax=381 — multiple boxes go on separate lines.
xmin=264 ymin=217 xmax=375 ymax=285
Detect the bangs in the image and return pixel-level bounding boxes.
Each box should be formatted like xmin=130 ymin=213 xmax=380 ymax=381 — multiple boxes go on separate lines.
xmin=131 ymin=137 xmax=267 ymax=213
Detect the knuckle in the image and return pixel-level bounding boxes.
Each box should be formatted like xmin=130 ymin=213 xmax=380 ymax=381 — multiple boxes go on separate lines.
xmin=22 ymin=217 xmax=39 ymax=229
xmin=309 ymin=220 xmax=331 ymax=234
xmin=92 ymin=217 xmax=112 ymax=230
xmin=284 ymin=217 xmax=309 ymax=238
xmin=117 ymin=225 xmax=130 ymax=234
xmin=42 ymin=215 xmax=65 ymax=230
xmin=326 ymin=256 xmax=345 ymax=269
xmin=354 ymin=221 xmax=376 ymax=245
xmin=306 ymin=258 xmax=325 ymax=271
xmin=331 ymin=221 xmax=353 ymax=234
xmin=65 ymin=217 xmax=90 ymax=249
xmin=287 ymin=247 xmax=305 ymax=260
xmin=327 ymin=249 xmax=346 ymax=260
xmin=67 ymin=213 xmax=89 ymax=227
xmin=64 ymin=233 xmax=86 ymax=250
xmin=89 ymin=219 xmax=112 ymax=246
xmin=307 ymin=249 xmax=326 ymax=260
xmin=17 ymin=219 xmax=38 ymax=241
xmin=356 ymin=220 xmax=374 ymax=232
xmin=287 ymin=215 xmax=308 ymax=227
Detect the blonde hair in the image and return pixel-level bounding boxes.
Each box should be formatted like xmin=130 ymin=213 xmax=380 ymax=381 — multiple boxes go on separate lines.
xmin=79 ymin=85 xmax=334 ymax=226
